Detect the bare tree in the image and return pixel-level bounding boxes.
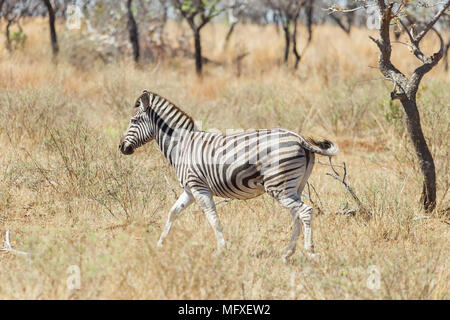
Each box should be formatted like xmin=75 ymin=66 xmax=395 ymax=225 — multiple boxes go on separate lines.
xmin=265 ymin=0 xmax=307 ymax=68
xmin=368 ymin=0 xmax=449 ymax=212
xmin=173 ymin=0 xmax=231 ymax=76
xmin=127 ymin=0 xmax=140 ymax=62
xmin=304 ymin=0 xmax=313 ymax=42
xmin=0 ymin=0 xmax=29 ymax=51
xmin=223 ymin=0 xmax=245 ymax=47
xmin=42 ymin=0 xmax=59 ymax=57
xmin=136 ymin=0 xmax=171 ymax=60
xmin=1 ymin=0 xmax=19 ymax=51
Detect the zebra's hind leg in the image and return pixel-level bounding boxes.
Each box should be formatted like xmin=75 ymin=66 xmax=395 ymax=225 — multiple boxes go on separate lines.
xmin=157 ymin=190 xmax=194 ymax=248
xmin=298 ymin=203 xmax=314 ymax=254
xmin=284 ymin=208 xmax=302 ymax=263
xmin=275 ymin=194 xmax=314 ymax=262
xmin=191 ymin=188 xmax=227 ymax=253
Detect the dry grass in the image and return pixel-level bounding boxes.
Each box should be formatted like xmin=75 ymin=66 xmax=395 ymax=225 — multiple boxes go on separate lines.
xmin=0 ymin=19 xmax=449 ymax=299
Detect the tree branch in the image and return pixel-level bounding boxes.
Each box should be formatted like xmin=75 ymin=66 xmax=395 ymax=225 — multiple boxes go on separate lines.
xmin=415 ymin=1 xmax=450 ymax=44
xmin=325 ymin=4 xmax=374 ymax=14
xmin=370 ymin=2 xmax=409 ymax=100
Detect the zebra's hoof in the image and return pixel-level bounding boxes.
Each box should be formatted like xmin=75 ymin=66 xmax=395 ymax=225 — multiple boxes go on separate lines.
xmin=156 ymin=240 xmax=164 ymax=248
xmin=306 ymin=252 xmax=319 ymax=259
xmin=216 ymin=242 xmax=228 ymax=255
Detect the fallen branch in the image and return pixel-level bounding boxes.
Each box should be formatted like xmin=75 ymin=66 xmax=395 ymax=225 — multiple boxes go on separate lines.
xmin=317 ymin=158 xmax=370 ymax=218
xmin=1 ymin=230 xmax=30 ymax=256
xmin=335 ymin=202 xmax=357 ymax=216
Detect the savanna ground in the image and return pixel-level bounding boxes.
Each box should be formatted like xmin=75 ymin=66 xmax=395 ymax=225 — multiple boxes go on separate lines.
xmin=0 ymin=19 xmax=449 ymax=299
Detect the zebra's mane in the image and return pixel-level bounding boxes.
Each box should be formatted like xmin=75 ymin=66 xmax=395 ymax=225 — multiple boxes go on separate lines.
xmin=142 ymin=90 xmax=195 ymax=129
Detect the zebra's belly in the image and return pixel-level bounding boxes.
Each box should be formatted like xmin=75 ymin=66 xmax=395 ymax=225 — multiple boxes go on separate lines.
xmin=202 ymin=162 xmax=266 ymax=200
xmin=208 ymin=178 xmax=266 ymax=200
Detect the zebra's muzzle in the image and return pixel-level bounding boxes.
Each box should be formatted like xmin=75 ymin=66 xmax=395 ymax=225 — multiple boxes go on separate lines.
xmin=119 ymin=141 xmax=134 ymax=155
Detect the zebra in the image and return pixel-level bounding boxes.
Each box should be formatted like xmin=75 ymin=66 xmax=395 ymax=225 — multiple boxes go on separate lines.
xmin=119 ymin=90 xmax=338 ymax=261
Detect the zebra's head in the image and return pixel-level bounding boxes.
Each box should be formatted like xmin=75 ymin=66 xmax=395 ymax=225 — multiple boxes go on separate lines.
xmin=119 ymin=90 xmax=154 ymax=155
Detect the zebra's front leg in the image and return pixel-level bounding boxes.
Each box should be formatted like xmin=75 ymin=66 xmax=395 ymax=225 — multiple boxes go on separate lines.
xmin=191 ymin=189 xmax=226 ymax=253
xmin=157 ymin=190 xmax=194 ymax=248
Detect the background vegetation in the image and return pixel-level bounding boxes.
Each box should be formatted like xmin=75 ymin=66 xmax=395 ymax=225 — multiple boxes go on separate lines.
xmin=0 ymin=1 xmax=448 ymax=299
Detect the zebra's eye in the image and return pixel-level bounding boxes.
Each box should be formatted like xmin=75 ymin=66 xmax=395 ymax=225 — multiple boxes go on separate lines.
xmin=131 ymin=118 xmax=138 ymax=124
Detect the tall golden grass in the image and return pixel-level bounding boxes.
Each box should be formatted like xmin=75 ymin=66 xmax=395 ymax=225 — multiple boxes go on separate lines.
xmin=0 ymin=19 xmax=448 ymax=299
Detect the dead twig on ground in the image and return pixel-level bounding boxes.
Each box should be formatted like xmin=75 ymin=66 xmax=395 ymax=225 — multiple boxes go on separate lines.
xmin=317 ymin=158 xmax=370 ymax=218
xmin=1 ymin=230 xmax=30 ymax=256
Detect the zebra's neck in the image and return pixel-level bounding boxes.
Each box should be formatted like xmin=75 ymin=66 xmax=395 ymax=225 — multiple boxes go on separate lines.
xmin=147 ymin=93 xmax=196 ymax=165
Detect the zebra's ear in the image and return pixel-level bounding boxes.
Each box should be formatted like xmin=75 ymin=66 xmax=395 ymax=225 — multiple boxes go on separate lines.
xmin=140 ymin=90 xmax=150 ymax=109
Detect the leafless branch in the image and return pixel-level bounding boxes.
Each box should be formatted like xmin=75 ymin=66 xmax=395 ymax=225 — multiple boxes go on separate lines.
xmin=324 ymin=4 xmax=374 ymax=14
xmin=317 ymin=159 xmax=345 ymax=169
xmin=415 ymin=2 xmax=450 ymax=44
xmin=329 ymin=13 xmax=351 ymax=34
xmin=319 ymin=158 xmax=370 ymax=217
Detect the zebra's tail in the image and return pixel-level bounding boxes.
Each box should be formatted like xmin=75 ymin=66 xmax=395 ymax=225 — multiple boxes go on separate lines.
xmin=300 ymin=136 xmax=339 ymax=157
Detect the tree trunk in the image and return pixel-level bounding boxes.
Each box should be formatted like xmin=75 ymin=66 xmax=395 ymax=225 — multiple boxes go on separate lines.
xmin=444 ymin=41 xmax=449 ymax=72
xmin=370 ymin=1 xmax=446 ymax=213
xmin=5 ymin=20 xmax=12 ymax=51
xmin=224 ymin=21 xmax=237 ymax=48
xmin=273 ymin=11 xmax=280 ymax=34
xmin=42 ymin=0 xmax=59 ymax=57
xmin=305 ymin=0 xmax=313 ymax=43
xmin=292 ymin=20 xmax=301 ymax=69
xmin=193 ymin=28 xmax=202 ymax=76
xmin=283 ymin=24 xmax=290 ymax=64
xmin=126 ymin=0 xmax=140 ymax=63
xmin=401 ymin=97 xmax=436 ymax=212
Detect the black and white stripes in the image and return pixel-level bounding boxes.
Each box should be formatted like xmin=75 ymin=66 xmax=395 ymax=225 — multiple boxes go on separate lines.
xmin=119 ymin=90 xmax=338 ymax=261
